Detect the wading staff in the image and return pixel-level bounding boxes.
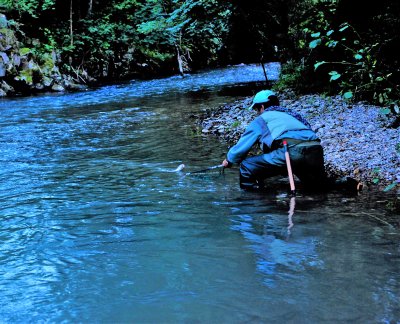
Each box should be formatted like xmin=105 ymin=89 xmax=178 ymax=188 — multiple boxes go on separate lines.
xmin=283 ymin=140 xmax=296 ymax=196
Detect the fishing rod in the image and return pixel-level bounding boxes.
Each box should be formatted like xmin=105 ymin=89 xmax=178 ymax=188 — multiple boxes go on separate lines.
xmin=186 ymin=164 xmax=225 ymax=175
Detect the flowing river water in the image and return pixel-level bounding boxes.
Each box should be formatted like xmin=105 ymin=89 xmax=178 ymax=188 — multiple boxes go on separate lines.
xmin=0 ymin=64 xmax=399 ymax=323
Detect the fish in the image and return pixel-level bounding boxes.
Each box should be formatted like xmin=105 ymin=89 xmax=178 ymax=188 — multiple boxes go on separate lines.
xmin=172 ymin=164 xmax=185 ymax=172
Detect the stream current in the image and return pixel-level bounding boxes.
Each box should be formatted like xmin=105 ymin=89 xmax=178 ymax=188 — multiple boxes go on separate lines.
xmin=0 ymin=64 xmax=399 ymax=322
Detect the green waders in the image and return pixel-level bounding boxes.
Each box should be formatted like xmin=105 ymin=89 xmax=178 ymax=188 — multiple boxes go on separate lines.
xmin=239 ymin=140 xmax=325 ymax=190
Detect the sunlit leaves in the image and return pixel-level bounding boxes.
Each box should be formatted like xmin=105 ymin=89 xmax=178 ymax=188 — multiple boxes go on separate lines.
xmin=19 ymin=47 xmax=31 ymax=55
xmin=339 ymin=24 xmax=349 ymax=32
xmin=383 ymin=182 xmax=398 ymax=192
xmin=1 ymin=0 xmax=55 ymax=18
xmin=325 ymin=40 xmax=338 ymax=48
xmin=314 ymin=61 xmax=326 ymax=70
xmin=135 ymin=0 xmax=231 ymax=65
xmin=304 ymin=16 xmax=398 ymax=107
xmin=309 ymin=38 xmax=321 ymax=49
xmin=343 ymin=91 xmax=353 ymax=99
xmin=329 ymin=70 xmax=341 ymax=81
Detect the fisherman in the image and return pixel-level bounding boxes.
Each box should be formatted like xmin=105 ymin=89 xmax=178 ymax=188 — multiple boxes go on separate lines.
xmin=221 ymin=90 xmax=326 ymax=191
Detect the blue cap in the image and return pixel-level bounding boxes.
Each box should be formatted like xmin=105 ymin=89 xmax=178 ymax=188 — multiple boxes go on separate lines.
xmin=248 ymin=90 xmax=277 ymax=109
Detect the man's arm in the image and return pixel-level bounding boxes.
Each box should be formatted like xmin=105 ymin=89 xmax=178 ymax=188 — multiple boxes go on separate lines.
xmin=223 ymin=119 xmax=263 ymax=166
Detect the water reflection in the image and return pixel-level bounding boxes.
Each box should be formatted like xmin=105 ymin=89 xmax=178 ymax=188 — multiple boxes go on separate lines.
xmin=228 ymin=189 xmax=399 ymax=321
xmin=287 ymin=196 xmax=295 ymax=235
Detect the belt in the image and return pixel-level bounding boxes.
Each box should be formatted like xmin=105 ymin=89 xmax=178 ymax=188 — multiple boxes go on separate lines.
xmin=281 ymin=138 xmax=306 ymax=145
xmin=273 ymin=138 xmax=321 ymax=149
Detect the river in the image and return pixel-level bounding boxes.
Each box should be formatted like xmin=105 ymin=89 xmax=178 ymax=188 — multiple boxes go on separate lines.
xmin=0 ymin=63 xmax=399 ymax=323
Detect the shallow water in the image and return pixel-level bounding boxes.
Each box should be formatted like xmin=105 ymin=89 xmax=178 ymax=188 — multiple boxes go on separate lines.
xmin=0 ymin=64 xmax=399 ymax=323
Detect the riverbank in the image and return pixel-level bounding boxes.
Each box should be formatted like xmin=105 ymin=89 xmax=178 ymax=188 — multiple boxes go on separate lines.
xmin=198 ymin=91 xmax=400 ymax=192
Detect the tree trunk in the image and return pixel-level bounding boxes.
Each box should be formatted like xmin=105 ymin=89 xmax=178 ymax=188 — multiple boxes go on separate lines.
xmin=70 ymin=0 xmax=73 ymax=47
xmin=260 ymin=55 xmax=269 ymax=87
xmin=88 ymin=0 xmax=93 ymax=16
xmin=176 ymin=45 xmax=184 ymax=76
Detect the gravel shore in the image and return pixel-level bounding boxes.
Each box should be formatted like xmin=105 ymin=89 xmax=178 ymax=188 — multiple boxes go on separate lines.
xmin=199 ymin=91 xmax=400 ymax=191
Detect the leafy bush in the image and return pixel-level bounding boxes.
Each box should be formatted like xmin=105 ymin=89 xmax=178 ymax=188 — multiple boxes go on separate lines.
xmin=309 ymin=22 xmax=399 ymax=106
xmin=272 ymin=60 xmax=304 ymax=92
xmin=278 ymin=0 xmax=399 ymax=113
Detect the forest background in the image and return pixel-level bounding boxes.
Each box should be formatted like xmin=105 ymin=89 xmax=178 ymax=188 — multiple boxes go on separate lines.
xmin=0 ymin=0 xmax=399 ymax=114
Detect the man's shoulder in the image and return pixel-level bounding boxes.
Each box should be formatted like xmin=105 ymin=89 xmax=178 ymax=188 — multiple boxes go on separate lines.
xmin=251 ymin=115 xmax=267 ymax=126
xmin=265 ymin=106 xmax=292 ymax=114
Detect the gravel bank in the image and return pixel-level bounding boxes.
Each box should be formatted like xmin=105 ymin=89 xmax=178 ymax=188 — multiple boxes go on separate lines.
xmin=199 ymin=91 xmax=400 ymax=191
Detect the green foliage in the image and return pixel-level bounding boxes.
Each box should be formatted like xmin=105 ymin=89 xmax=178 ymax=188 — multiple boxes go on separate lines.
xmin=371 ymin=167 xmax=399 ymax=192
xmin=0 ymin=19 xmax=60 ymax=90
xmin=372 ymin=168 xmax=381 ymax=184
xmin=276 ymin=0 xmax=399 ymax=122
xmin=0 ymin=0 xmax=55 ymax=18
xmin=2 ymin=0 xmax=399 ymax=109
xmin=134 ymin=0 xmax=231 ymax=69
xmin=383 ymin=182 xmax=398 ymax=192
xmin=309 ymin=21 xmax=398 ymax=107
xmin=273 ymin=60 xmax=306 ymax=92
xmin=1 ymin=0 xmax=232 ymax=80
xmin=230 ymin=120 xmax=241 ymax=129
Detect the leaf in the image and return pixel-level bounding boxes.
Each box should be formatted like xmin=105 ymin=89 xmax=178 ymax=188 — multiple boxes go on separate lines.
xmin=15 ymin=70 xmax=33 ymax=85
xmin=329 ymin=71 xmax=341 ymax=81
xmin=309 ymin=39 xmax=321 ymax=49
xmin=314 ymin=61 xmax=326 ymax=70
xmin=326 ymin=40 xmax=338 ymax=48
xmin=379 ymin=108 xmax=391 ymax=115
xmin=354 ymin=54 xmax=363 ymax=60
xmin=19 ymin=47 xmax=31 ymax=56
xmin=339 ymin=25 xmax=349 ymax=32
xmin=383 ymin=182 xmax=397 ymax=192
xmin=330 ymin=74 xmax=341 ymax=81
xmin=373 ymin=178 xmax=379 ymax=184
xmin=326 ymin=30 xmax=334 ymax=36
xmin=375 ymin=76 xmax=384 ymax=82
xmin=311 ymin=32 xmax=320 ymax=38
xmin=343 ymin=91 xmax=353 ymax=99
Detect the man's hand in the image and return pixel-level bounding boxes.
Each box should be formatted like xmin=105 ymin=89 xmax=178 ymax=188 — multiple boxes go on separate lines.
xmin=222 ymin=159 xmax=232 ymax=168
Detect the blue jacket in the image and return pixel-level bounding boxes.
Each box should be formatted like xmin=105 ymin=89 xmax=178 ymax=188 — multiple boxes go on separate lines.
xmin=227 ymin=106 xmax=318 ymax=164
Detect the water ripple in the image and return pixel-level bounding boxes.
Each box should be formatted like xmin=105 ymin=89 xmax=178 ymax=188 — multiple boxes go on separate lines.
xmin=0 ymin=64 xmax=399 ymax=323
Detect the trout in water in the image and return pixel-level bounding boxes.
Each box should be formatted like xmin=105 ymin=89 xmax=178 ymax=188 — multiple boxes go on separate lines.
xmin=172 ymin=164 xmax=185 ymax=172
